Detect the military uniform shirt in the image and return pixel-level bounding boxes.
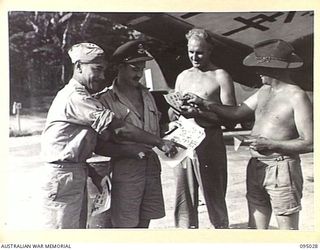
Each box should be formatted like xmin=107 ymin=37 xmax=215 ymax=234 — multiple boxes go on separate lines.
xmin=41 ymin=79 xmax=114 ymax=163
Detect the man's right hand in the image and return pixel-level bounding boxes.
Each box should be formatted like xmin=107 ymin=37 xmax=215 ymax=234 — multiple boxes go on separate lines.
xmin=157 ymin=139 xmax=179 ymax=158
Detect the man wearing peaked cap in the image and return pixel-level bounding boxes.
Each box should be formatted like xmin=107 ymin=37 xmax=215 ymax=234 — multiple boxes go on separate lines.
xmin=40 ymin=42 xmax=178 ymax=229
xmin=181 ymin=39 xmax=313 ymax=230
xmin=111 ymin=39 xmax=153 ymax=64
xmin=94 ymin=40 xmax=169 ymax=228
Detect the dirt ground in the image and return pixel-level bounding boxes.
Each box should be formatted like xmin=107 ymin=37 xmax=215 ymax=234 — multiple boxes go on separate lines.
xmin=150 ymin=132 xmax=314 ymax=230
xmin=5 ymin=117 xmax=314 ymax=230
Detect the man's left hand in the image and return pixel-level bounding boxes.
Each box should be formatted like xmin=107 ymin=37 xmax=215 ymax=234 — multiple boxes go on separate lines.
xmin=88 ymin=166 xmax=104 ymax=193
xmin=180 ymin=105 xmax=200 ymax=119
xmin=90 ymin=173 xmax=103 ymax=193
xmin=182 ymin=92 xmax=204 ymax=107
xmin=249 ymin=137 xmax=273 ymax=152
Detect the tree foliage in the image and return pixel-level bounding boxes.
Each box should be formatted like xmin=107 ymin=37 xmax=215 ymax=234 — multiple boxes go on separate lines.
xmin=9 ymin=11 xmax=140 ymax=107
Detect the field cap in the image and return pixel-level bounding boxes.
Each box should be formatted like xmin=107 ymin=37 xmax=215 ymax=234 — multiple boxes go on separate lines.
xmin=243 ymin=39 xmax=303 ymax=69
xmin=111 ymin=40 xmax=153 ymax=64
xmin=68 ymin=43 xmax=105 ymax=64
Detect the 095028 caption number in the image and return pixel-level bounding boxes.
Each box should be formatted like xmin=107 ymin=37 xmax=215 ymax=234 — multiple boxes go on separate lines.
xmin=300 ymin=244 xmax=318 ymax=248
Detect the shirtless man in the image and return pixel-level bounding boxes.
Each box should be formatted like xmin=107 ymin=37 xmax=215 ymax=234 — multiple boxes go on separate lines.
xmin=170 ymin=28 xmax=236 ymax=228
xmin=183 ymin=39 xmax=313 ymax=229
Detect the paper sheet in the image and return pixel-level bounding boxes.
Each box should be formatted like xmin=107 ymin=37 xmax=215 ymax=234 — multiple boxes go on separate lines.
xmin=91 ymin=174 xmax=112 ymax=216
xmin=233 ymin=135 xmax=256 ymax=151
xmin=153 ymin=116 xmax=205 ymax=168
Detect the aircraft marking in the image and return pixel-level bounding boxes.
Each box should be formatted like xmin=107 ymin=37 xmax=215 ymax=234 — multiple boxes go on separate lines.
xmin=222 ymin=12 xmax=289 ymax=36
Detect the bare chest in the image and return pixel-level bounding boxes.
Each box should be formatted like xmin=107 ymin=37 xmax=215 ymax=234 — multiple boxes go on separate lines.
xmin=254 ymin=92 xmax=296 ymax=137
xmin=179 ymin=72 xmax=220 ymax=101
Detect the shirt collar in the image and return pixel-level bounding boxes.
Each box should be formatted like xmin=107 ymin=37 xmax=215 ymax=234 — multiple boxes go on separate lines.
xmin=111 ymin=78 xmax=149 ymax=100
xmin=69 ymin=78 xmax=85 ymax=89
xmin=92 ymin=85 xmax=110 ymax=98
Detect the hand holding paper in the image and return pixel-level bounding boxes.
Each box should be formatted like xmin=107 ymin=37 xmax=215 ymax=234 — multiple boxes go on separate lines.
xmin=153 ymin=116 xmax=205 ymax=168
xmin=233 ymin=135 xmax=256 ymax=151
xmin=91 ymin=174 xmax=112 ymax=216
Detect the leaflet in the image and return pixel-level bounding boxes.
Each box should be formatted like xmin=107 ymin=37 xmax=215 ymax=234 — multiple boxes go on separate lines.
xmin=91 ymin=174 xmax=112 ymax=216
xmin=153 ymin=116 xmax=205 ymax=168
xmin=233 ymin=135 xmax=256 ymax=151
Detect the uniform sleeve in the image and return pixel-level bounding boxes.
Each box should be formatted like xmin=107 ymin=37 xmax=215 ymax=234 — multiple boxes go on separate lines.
xmin=66 ymin=92 xmax=114 ymax=134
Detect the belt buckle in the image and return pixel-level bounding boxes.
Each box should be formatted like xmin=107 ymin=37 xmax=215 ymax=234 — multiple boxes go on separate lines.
xmin=275 ymin=156 xmax=284 ymax=161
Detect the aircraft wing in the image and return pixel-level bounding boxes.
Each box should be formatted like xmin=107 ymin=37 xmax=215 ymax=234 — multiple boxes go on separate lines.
xmin=102 ymin=12 xmax=313 ymax=91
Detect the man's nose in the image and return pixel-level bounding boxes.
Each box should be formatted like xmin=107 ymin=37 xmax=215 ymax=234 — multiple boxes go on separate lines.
xmin=98 ymin=74 xmax=106 ymax=82
xmin=194 ymin=54 xmax=200 ymax=61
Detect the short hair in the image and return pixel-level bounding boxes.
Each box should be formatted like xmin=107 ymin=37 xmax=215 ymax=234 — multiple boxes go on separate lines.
xmin=185 ymin=28 xmax=214 ymax=47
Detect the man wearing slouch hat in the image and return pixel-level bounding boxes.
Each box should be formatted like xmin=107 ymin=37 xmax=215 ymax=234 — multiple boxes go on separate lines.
xmin=182 ymin=39 xmax=313 ymax=230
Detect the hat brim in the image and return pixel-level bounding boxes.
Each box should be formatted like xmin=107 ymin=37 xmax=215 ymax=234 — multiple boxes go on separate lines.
xmin=243 ymin=52 xmax=303 ymax=68
xmin=124 ymin=56 xmax=154 ymax=63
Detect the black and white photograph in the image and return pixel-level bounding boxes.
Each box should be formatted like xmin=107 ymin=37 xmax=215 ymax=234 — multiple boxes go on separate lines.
xmin=2 ymin=0 xmax=319 ymax=247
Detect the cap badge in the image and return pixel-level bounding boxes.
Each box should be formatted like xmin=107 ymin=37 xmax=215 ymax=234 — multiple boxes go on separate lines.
xmin=137 ymin=43 xmax=145 ymax=54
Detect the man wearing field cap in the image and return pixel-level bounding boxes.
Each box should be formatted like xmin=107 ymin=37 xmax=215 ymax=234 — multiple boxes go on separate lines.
xmin=95 ymin=40 xmax=168 ymax=228
xmin=40 ymin=42 xmax=178 ymax=229
xmin=181 ymin=39 xmax=313 ymax=230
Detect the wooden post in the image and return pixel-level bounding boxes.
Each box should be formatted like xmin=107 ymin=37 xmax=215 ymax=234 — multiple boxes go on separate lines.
xmin=12 ymin=102 xmax=22 ymax=132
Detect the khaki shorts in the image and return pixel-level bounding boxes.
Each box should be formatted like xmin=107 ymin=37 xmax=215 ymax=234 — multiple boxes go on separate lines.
xmin=40 ymin=163 xmax=88 ymax=229
xmin=246 ymin=156 xmax=303 ymax=216
xmin=111 ymin=153 xmax=165 ymax=227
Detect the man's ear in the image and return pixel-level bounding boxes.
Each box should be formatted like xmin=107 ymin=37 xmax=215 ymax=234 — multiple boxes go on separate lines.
xmin=74 ymin=61 xmax=82 ymax=73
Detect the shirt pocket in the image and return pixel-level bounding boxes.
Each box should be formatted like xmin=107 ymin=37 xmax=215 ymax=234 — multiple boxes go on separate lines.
xmin=146 ymin=105 xmax=160 ymax=134
xmin=113 ymin=103 xmax=131 ymax=121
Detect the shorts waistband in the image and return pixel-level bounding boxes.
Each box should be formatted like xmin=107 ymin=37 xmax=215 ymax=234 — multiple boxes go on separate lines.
xmin=252 ymin=155 xmax=298 ymax=162
xmin=45 ymin=161 xmax=89 ymax=168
